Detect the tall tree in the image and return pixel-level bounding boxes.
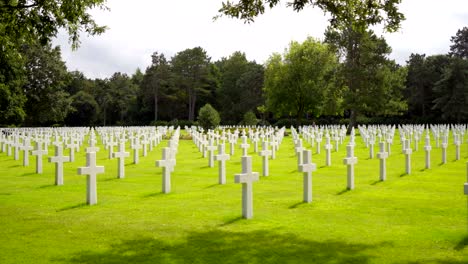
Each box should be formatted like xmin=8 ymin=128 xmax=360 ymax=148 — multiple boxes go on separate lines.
xmin=141 ymin=52 xmax=172 ymax=122
xmin=326 ymin=29 xmax=407 ymax=119
xmin=22 ymin=43 xmax=72 ymax=125
xmin=432 ymin=58 xmax=468 ymax=123
xmin=216 ymin=52 xmax=264 ymax=123
xmin=171 ymin=47 xmax=211 ymax=121
xmin=449 ymin=27 xmax=468 ymax=59
xmin=218 ymin=0 xmax=405 ymax=131
xmin=0 ymin=0 xmax=107 ymax=125
xmin=264 ymin=37 xmax=338 ymax=123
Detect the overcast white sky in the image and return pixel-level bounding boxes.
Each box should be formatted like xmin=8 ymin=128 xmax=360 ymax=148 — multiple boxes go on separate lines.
xmin=52 ymin=0 xmax=468 ymax=79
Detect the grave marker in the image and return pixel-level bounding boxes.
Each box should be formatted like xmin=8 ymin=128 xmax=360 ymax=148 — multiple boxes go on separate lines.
xmin=234 ymin=156 xmax=259 ymax=219
xmin=20 ymin=138 xmax=33 ymax=166
xmin=403 ymin=139 xmax=412 ymax=174
xmin=156 ymin=147 xmax=175 ymax=193
xmin=214 ymin=144 xmax=230 ymax=184
xmin=343 ymin=144 xmax=358 ymax=190
xmin=424 ymin=134 xmax=432 ymax=169
xmin=49 ymin=144 xmax=70 ymax=185
xmin=31 ymin=141 xmax=48 ymax=174
xmin=112 ymin=141 xmax=129 ymax=179
xmin=77 ymin=152 xmax=104 ymax=205
xmin=298 ymin=149 xmax=317 ymax=203
xmin=259 ymin=141 xmax=272 ymax=176
xmin=377 ymin=142 xmax=388 ymax=181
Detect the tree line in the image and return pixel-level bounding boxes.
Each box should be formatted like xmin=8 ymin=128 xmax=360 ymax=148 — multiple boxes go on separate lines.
xmin=1 ymin=1 xmax=467 ymax=127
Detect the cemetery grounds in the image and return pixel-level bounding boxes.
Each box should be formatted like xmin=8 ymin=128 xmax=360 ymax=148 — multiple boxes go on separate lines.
xmin=0 ymin=127 xmax=467 ymax=264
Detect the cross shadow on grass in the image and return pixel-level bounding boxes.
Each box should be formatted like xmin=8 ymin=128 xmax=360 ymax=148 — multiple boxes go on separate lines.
xmin=142 ymin=192 xmax=165 ymax=198
xmin=370 ymin=180 xmax=382 ymax=186
xmin=336 ymin=189 xmax=350 ymax=195
xmin=62 ymin=230 xmax=386 ymax=264
xmin=289 ymin=201 xmax=307 ymax=209
xmin=56 ymin=202 xmax=87 ymax=212
xmin=454 ymin=235 xmax=468 ymax=251
xmin=219 ymin=216 xmax=243 ymax=227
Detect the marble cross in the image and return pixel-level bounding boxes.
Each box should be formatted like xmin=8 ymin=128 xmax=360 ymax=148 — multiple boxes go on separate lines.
xmin=343 ymin=144 xmax=358 ymax=190
xmin=49 ymin=144 xmax=70 ymax=185
xmin=77 ymin=151 xmax=105 ymax=205
xmin=299 ymin=149 xmax=317 ymax=203
xmin=112 ymin=141 xmax=129 ymax=179
xmin=324 ymin=135 xmax=333 ymax=166
xmin=206 ymin=138 xmax=217 ymax=168
xmin=20 ymin=138 xmax=33 ymax=166
xmin=259 ymin=141 xmax=272 ymax=177
xmin=424 ymin=134 xmax=432 ymax=169
xmin=240 ymin=135 xmax=250 ymax=156
xmin=234 ymin=156 xmax=259 ymax=219
xmin=376 ymin=142 xmax=388 ymax=181
xmin=32 ymin=141 xmax=48 ymax=174
xmin=131 ymin=138 xmax=141 ymax=164
xmin=403 ymin=139 xmax=413 ymax=174
xmin=156 ymin=147 xmax=175 ymax=193
xmin=214 ymin=143 xmax=230 ymax=184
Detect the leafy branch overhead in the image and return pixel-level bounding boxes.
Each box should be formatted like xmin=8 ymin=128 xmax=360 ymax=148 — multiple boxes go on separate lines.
xmin=218 ymin=0 xmax=404 ymax=32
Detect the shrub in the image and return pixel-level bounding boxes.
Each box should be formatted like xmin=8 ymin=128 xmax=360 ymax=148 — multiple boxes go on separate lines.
xmin=197 ymin=104 xmax=220 ymax=130
xmin=242 ymin=111 xmax=258 ymax=126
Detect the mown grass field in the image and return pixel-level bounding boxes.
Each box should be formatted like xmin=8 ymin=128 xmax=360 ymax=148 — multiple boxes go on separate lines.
xmin=1 ymin=130 xmax=467 ymax=264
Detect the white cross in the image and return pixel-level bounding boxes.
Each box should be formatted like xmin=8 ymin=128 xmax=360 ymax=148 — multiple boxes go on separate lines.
xmin=259 ymin=141 xmax=272 ymax=176
xmin=343 ymin=144 xmax=358 ymax=190
xmin=77 ymin=152 xmax=105 ymax=205
xmin=403 ymin=139 xmax=412 ymax=174
xmin=324 ymin=136 xmax=333 ymax=166
xmin=235 ymin=156 xmax=259 ymax=219
xmin=206 ymin=138 xmax=217 ymax=168
xmin=32 ymin=141 xmax=48 ymax=174
xmin=20 ymin=138 xmax=33 ymax=166
xmin=295 ymin=139 xmax=304 ymax=170
xmin=299 ymin=149 xmax=317 ymax=203
xmin=214 ymin=143 xmax=230 ymax=184
xmin=376 ymin=142 xmax=388 ymax=181
xmin=107 ymin=139 xmax=117 ymax=159
xmin=424 ymin=134 xmax=432 ymax=169
xmin=240 ymin=135 xmax=250 ymax=156
xmin=49 ymin=144 xmax=70 ymax=185
xmin=131 ymin=138 xmax=141 ymax=164
xmin=112 ymin=141 xmax=129 ymax=179
xmin=66 ymin=140 xmax=79 ymax=162
xmin=12 ymin=136 xmax=21 ymax=160
xmin=156 ymin=147 xmax=175 ymax=193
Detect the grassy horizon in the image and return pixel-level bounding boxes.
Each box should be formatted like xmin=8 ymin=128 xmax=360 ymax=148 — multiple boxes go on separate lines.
xmin=0 ymin=130 xmax=467 ymax=263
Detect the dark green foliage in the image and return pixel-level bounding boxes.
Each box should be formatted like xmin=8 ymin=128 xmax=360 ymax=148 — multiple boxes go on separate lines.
xmin=65 ymin=91 xmax=99 ymax=126
xmin=264 ymin=37 xmax=339 ymax=123
xmin=449 ymin=27 xmax=468 ymax=59
xmin=22 ymin=43 xmax=72 ymax=126
xmin=433 ymin=58 xmax=468 ymax=123
xmin=216 ymin=52 xmax=264 ymax=123
xmin=0 ymin=0 xmax=107 ymax=126
xmin=242 ymin=111 xmax=258 ymax=126
xmin=171 ymin=47 xmax=213 ymax=121
xmin=197 ymin=104 xmax=220 ymax=130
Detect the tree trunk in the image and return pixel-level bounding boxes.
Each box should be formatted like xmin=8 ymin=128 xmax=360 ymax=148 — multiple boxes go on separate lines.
xmin=347 ymin=109 xmax=357 ymax=134
xmin=190 ymin=93 xmax=197 ymax=122
xmin=103 ymin=105 xmax=107 ymax=126
xmin=154 ymin=93 xmax=158 ymax=121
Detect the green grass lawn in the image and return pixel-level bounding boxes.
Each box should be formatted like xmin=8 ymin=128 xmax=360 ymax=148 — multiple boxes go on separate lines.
xmin=1 ymin=130 xmax=467 ymax=264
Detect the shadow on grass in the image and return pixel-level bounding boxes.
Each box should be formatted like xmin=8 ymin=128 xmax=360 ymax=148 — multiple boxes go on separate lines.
xmin=336 ymin=189 xmax=350 ymax=195
xmin=204 ymin=184 xmax=219 ymax=189
xmin=38 ymin=184 xmax=55 ymax=189
xmin=21 ymin=172 xmax=36 ymax=177
xmin=9 ymin=164 xmax=21 ymax=168
xmin=289 ymin=201 xmax=307 ymax=209
xmin=142 ymin=192 xmax=165 ymax=198
xmin=219 ymin=216 xmax=243 ymax=227
xmin=57 ymin=203 xmax=87 ymax=212
xmin=399 ymin=173 xmax=408 ymax=177
xmin=62 ymin=230 xmax=386 ymax=264
xmin=454 ymin=235 xmax=468 ymax=251
xmin=370 ymin=180 xmax=382 ymax=186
